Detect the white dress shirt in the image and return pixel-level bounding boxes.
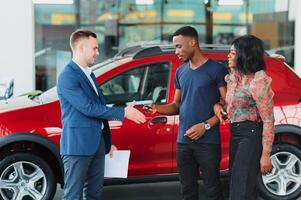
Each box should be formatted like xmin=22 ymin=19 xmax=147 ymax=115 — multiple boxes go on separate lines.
xmin=73 ymin=60 xmax=99 ymax=96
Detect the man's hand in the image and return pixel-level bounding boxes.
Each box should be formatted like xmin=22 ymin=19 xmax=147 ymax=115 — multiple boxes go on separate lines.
xmin=125 ymin=101 xmax=146 ymax=124
xmin=109 ymin=145 xmax=117 ymax=158
xmin=260 ymin=151 xmax=273 ymax=175
xmin=184 ymin=123 xmax=206 ymax=141
xmin=213 ymin=103 xmax=227 ymax=124
xmin=142 ymin=104 xmax=157 ymax=114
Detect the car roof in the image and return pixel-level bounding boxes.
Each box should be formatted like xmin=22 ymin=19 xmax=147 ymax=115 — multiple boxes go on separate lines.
xmin=114 ymin=44 xmax=271 ymax=60
xmin=114 ymin=44 xmax=231 ymax=60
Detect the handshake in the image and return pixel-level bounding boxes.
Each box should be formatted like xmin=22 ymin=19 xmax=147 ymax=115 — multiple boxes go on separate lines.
xmin=124 ymin=102 xmax=157 ymax=124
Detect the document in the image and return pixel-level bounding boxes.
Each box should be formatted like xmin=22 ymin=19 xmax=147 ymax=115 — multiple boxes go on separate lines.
xmin=104 ymin=150 xmax=131 ymax=178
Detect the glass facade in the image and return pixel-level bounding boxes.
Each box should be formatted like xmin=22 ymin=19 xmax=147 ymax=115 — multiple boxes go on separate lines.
xmin=34 ymin=0 xmax=295 ymax=91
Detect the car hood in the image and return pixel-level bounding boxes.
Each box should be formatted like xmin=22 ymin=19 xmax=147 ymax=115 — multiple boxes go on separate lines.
xmin=0 ymin=96 xmax=39 ymax=113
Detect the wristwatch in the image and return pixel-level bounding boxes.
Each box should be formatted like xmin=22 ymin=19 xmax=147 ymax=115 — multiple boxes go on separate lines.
xmin=204 ymin=121 xmax=211 ymax=130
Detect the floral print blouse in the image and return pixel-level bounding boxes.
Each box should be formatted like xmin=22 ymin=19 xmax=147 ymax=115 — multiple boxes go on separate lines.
xmin=225 ymin=70 xmax=275 ymax=152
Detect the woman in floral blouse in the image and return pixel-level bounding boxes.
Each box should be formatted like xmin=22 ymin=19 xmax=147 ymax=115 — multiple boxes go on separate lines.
xmin=214 ymin=35 xmax=274 ymax=200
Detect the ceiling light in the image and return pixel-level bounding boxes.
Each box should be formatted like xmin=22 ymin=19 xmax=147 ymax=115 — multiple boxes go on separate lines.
xmin=136 ymin=0 xmax=154 ymax=5
xmin=33 ymin=0 xmax=74 ymax=4
xmin=218 ymin=0 xmax=244 ymax=6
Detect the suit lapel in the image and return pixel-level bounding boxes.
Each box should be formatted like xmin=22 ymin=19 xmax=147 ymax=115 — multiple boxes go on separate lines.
xmin=69 ymin=60 xmax=106 ymax=104
xmin=90 ymin=73 xmax=107 ymax=104
xmin=69 ymin=60 xmax=98 ymax=96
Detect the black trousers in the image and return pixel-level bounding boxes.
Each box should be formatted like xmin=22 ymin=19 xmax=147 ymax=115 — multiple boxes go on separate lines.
xmin=176 ymin=143 xmax=224 ymax=200
xmin=229 ymin=121 xmax=263 ymax=200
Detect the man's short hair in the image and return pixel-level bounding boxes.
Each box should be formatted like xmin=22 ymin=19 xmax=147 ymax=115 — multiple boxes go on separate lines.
xmin=70 ymin=29 xmax=97 ymax=50
xmin=173 ymin=26 xmax=198 ymax=40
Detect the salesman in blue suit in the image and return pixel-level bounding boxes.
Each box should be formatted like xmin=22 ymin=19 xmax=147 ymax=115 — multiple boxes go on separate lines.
xmin=57 ymin=29 xmax=146 ymax=200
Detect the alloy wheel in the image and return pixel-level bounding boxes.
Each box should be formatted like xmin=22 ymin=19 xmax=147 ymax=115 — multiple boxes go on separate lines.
xmin=0 ymin=161 xmax=47 ymax=200
xmin=262 ymin=151 xmax=301 ymax=196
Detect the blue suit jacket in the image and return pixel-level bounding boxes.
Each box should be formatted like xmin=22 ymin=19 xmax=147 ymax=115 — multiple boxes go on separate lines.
xmin=57 ymin=60 xmax=124 ymax=156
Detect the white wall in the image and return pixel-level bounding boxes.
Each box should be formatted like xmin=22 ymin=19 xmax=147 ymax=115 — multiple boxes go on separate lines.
xmin=0 ymin=0 xmax=35 ymax=96
xmin=295 ymin=0 xmax=301 ymax=77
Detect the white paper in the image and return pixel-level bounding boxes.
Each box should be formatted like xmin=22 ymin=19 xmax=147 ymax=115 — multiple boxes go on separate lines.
xmin=104 ymin=150 xmax=131 ymax=178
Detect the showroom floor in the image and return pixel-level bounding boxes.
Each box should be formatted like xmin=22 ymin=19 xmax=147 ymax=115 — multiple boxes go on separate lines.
xmin=53 ymin=179 xmax=294 ymax=200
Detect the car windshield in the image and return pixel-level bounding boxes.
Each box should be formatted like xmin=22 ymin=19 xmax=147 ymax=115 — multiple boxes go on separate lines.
xmin=37 ymin=58 xmax=130 ymax=104
xmin=92 ymin=57 xmax=131 ymax=77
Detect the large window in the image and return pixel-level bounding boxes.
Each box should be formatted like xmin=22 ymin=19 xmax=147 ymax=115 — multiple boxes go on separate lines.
xmin=34 ymin=0 xmax=296 ymax=91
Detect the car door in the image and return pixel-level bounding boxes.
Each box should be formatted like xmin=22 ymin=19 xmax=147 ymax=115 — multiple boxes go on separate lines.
xmin=215 ymin=59 xmax=231 ymax=171
xmin=98 ymin=61 xmax=175 ymax=176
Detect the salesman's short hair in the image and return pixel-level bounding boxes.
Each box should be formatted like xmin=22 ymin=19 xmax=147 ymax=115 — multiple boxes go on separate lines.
xmin=70 ymin=29 xmax=97 ymax=50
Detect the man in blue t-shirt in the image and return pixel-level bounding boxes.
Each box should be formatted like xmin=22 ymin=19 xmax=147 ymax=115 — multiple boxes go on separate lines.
xmin=144 ymin=26 xmax=227 ymax=200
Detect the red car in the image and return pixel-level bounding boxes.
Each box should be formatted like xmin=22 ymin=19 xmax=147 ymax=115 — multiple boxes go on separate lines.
xmin=0 ymin=45 xmax=300 ymax=200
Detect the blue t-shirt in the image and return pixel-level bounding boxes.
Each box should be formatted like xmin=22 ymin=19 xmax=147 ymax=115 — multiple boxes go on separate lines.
xmin=174 ymin=59 xmax=227 ymax=144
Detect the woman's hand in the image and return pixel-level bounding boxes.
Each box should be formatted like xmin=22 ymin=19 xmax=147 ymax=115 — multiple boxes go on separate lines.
xmin=260 ymin=151 xmax=273 ymax=175
xmin=213 ymin=103 xmax=227 ymax=124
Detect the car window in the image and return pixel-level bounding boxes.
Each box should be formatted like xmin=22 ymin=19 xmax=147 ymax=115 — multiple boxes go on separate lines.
xmin=276 ymin=49 xmax=294 ymax=68
xmin=39 ymin=86 xmax=58 ymax=103
xmin=100 ymin=62 xmax=170 ymax=106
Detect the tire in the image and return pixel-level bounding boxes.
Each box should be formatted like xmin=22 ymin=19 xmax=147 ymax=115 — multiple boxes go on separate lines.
xmin=257 ymin=143 xmax=301 ymax=200
xmin=0 ymin=153 xmax=56 ymax=200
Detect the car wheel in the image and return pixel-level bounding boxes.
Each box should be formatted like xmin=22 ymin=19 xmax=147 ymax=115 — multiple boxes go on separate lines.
xmin=0 ymin=153 xmax=56 ymax=200
xmin=258 ymin=143 xmax=301 ymax=200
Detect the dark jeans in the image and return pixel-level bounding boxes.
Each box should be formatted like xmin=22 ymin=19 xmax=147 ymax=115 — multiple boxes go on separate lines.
xmin=229 ymin=121 xmax=263 ymax=200
xmin=176 ymin=143 xmax=224 ymax=200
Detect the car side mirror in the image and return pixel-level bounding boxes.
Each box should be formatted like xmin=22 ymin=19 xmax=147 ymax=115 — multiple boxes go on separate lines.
xmin=0 ymin=78 xmax=14 ymax=102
